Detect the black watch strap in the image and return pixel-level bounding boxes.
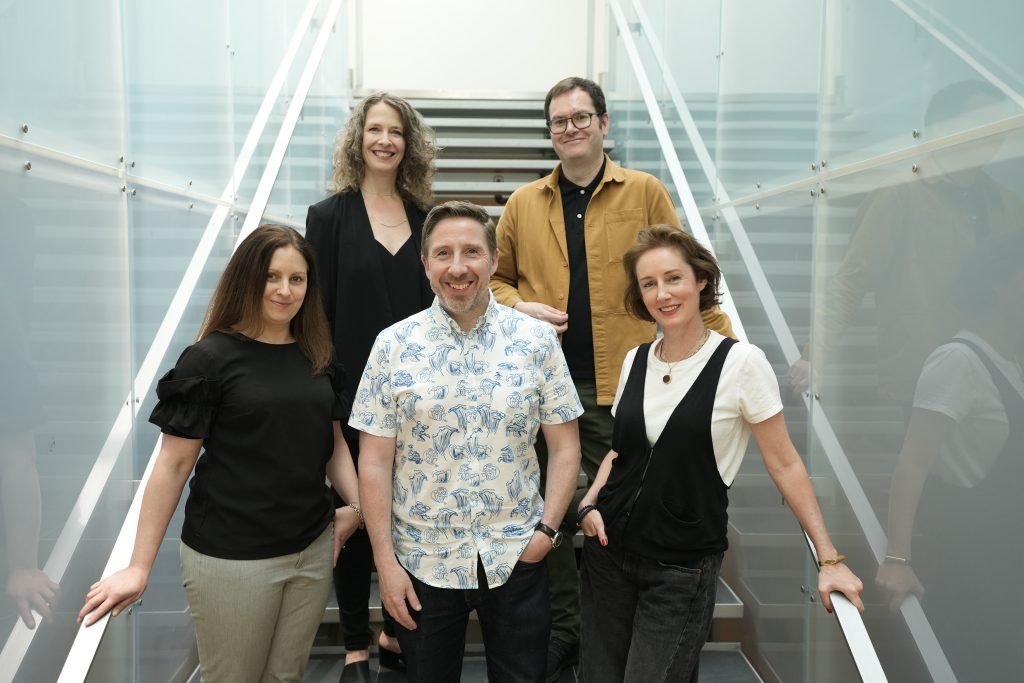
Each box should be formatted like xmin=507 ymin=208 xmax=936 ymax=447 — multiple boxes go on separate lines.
xmin=535 ymin=522 xmax=562 ymax=547
xmin=535 ymin=522 xmax=558 ymax=539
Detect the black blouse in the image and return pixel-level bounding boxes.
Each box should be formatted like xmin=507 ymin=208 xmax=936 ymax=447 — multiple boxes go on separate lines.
xmin=305 ymin=192 xmax=434 ymax=404
xmin=149 ymin=331 xmax=345 ymax=560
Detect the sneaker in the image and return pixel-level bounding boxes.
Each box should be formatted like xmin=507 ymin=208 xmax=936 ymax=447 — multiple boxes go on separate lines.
xmin=546 ymin=638 xmax=579 ymax=683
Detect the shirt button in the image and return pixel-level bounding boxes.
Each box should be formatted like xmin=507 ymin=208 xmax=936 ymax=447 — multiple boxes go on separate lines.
xmin=558 ymin=294 xmax=564 ymax=300
xmin=576 ymin=213 xmax=582 ymax=219
xmin=579 ymin=189 xmax=585 ymax=195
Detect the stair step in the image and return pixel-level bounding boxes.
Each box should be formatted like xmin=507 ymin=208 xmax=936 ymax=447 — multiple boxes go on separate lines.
xmin=426 ymin=117 xmax=546 ymax=130
xmin=302 ymin=642 xmax=761 ymax=682
xmin=437 ymin=137 xmax=614 ymax=150
xmin=320 ymin=576 xmax=743 ymax=625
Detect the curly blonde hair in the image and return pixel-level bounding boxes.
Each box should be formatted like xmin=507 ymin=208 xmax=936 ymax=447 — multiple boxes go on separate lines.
xmin=330 ymin=92 xmax=437 ymax=210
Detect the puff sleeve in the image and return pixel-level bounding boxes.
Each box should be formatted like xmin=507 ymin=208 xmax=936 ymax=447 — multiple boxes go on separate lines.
xmin=148 ymin=344 xmax=221 ymax=439
xmin=325 ymin=360 xmax=351 ymax=422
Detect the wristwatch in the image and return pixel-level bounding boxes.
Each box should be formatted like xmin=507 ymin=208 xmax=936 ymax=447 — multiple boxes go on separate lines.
xmin=535 ymin=522 xmax=563 ymax=548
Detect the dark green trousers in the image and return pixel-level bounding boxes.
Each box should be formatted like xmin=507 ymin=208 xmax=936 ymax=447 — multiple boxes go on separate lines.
xmin=536 ymin=380 xmax=614 ymax=645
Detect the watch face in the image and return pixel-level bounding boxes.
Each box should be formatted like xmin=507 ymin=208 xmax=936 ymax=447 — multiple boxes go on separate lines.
xmin=552 ymin=531 xmax=563 ymax=549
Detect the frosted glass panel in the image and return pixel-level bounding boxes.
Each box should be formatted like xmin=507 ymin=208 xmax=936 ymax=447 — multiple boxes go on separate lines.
xmin=821 ymin=0 xmax=1024 ymax=169
xmin=0 ymin=145 xmax=134 ymax=682
xmin=122 ymin=0 xmax=233 ymax=195
xmin=0 ymin=0 xmax=122 ymax=163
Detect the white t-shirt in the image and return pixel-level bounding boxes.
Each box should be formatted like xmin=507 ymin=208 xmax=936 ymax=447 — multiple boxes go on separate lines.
xmin=913 ymin=330 xmax=1024 ymax=487
xmin=611 ymin=331 xmax=783 ymax=486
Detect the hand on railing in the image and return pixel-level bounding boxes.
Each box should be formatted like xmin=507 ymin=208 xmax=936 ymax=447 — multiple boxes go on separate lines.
xmin=819 ymin=562 xmax=866 ymax=614
xmin=786 ymin=358 xmax=811 ymax=393
xmin=6 ymin=568 xmax=60 ymax=629
xmin=875 ymin=561 xmax=925 ymax=612
xmin=77 ymin=566 xmax=148 ymax=627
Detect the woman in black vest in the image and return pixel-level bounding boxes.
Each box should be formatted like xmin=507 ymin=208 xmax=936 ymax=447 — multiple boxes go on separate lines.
xmin=305 ymin=92 xmax=436 ymax=682
xmin=576 ymin=225 xmax=864 ymax=683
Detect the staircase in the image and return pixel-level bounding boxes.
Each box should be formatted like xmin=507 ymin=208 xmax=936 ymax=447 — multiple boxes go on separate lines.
xmin=300 ymin=94 xmax=761 ymax=683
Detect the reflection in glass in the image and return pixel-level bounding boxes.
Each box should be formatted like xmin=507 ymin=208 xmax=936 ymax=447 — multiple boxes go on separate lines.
xmin=0 ymin=188 xmax=59 ymax=634
xmin=877 ymin=232 xmax=1024 ymax=680
xmin=792 ymin=81 xmax=1023 ymax=405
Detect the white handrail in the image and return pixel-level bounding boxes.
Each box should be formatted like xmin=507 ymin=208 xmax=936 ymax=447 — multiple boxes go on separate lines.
xmin=43 ymin=1 xmax=330 ymax=681
xmin=605 ymin=0 xmax=746 ymax=343
xmin=607 ymin=0 xmax=892 ymax=679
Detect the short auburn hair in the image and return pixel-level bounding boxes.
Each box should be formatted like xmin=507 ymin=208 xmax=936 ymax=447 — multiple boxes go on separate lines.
xmin=622 ymin=225 xmax=722 ymax=322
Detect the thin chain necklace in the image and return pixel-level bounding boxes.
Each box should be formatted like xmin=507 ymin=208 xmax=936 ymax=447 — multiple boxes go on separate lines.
xmin=370 ymin=214 xmax=409 ymax=228
xmin=362 ymin=188 xmax=408 ymax=228
xmin=657 ymin=329 xmax=710 ymax=384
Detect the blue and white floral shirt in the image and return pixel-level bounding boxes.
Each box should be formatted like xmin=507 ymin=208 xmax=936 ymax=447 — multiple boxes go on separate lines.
xmin=349 ymin=292 xmax=583 ymax=589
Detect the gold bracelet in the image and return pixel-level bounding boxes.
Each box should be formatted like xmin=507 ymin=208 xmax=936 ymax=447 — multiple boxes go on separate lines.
xmin=348 ymin=502 xmax=365 ymax=529
xmin=818 ymin=554 xmax=846 ymax=567
xmin=884 ymin=554 xmax=909 ymax=565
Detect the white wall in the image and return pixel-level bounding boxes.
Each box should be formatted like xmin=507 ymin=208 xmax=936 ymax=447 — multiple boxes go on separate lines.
xmin=352 ymin=0 xmax=603 ymax=94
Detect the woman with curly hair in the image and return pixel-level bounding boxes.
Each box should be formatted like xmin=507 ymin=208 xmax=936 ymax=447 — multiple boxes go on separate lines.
xmin=305 ymin=92 xmax=438 ymax=682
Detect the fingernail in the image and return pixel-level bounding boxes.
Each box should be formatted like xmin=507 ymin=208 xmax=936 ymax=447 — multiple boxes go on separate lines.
xmin=827 ymin=607 xmax=833 ymax=614
xmin=601 ymin=539 xmax=607 ymax=546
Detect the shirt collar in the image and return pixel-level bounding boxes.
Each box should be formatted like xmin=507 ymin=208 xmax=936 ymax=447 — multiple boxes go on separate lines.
xmin=428 ymin=290 xmax=499 ymax=336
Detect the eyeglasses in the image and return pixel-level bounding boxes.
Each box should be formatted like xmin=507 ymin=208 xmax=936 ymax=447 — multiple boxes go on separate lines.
xmin=547 ymin=111 xmax=600 ymax=134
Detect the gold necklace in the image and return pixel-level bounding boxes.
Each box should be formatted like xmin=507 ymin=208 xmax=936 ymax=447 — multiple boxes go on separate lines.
xmin=658 ymin=329 xmax=710 ymax=384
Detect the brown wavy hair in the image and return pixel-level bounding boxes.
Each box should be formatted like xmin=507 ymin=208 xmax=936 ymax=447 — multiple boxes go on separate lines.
xmin=622 ymin=224 xmax=722 ymax=323
xmin=199 ymin=224 xmax=332 ymax=373
xmin=330 ymin=92 xmax=437 ymax=210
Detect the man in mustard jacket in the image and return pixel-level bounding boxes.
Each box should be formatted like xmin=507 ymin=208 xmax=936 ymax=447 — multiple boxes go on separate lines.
xmin=491 ymin=76 xmax=733 ymax=681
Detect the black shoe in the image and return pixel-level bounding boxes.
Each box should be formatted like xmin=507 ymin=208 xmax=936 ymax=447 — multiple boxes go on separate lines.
xmin=378 ymin=645 xmax=406 ymax=673
xmin=339 ymin=660 xmax=371 ymax=683
xmin=545 ymin=639 xmax=579 ymax=683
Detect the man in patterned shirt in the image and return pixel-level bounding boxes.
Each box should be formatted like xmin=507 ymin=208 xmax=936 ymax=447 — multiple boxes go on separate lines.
xmin=352 ymin=201 xmax=583 ymax=683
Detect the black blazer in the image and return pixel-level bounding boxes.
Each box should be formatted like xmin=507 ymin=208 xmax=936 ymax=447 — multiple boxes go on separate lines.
xmin=305 ymin=191 xmax=434 ymax=403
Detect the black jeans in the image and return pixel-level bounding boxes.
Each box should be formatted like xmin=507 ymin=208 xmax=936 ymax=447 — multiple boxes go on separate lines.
xmin=580 ymin=537 xmax=723 ymax=683
xmin=395 ymin=558 xmax=550 ymax=683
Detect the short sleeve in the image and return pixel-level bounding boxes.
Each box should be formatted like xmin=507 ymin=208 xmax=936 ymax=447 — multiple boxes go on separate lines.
xmin=738 ymin=345 xmax=783 ymax=424
xmin=348 ymin=332 xmax=397 ymax=437
xmin=148 ymin=344 xmax=221 ymax=439
xmin=326 ymin=360 xmax=352 ymax=421
xmin=913 ymin=345 xmax=979 ymax=422
xmin=536 ymin=324 xmax=583 ymax=425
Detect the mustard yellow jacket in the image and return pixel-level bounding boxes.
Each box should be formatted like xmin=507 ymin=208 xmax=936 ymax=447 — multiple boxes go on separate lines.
xmin=492 ymin=156 xmax=734 ymax=405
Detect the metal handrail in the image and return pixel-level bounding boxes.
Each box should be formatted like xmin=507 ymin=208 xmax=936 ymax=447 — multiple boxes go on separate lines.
xmin=42 ymin=1 xmax=340 ymax=681
xmin=607 ymin=0 xmax=891 ymax=679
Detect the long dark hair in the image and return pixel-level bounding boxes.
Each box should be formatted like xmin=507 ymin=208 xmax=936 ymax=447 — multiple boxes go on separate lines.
xmin=199 ymin=224 xmax=332 ymax=372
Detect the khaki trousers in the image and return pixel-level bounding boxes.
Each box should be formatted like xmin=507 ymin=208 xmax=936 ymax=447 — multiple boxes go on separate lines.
xmin=180 ymin=524 xmax=333 ymax=683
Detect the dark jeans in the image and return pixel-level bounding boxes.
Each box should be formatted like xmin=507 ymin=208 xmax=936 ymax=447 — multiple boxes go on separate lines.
xmin=535 ymin=379 xmax=613 ymax=645
xmin=395 ymin=558 xmax=550 ymax=683
xmin=580 ymin=537 xmax=723 ymax=683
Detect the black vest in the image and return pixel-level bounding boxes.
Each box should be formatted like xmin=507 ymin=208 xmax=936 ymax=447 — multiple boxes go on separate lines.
xmin=598 ymin=337 xmax=737 ymax=564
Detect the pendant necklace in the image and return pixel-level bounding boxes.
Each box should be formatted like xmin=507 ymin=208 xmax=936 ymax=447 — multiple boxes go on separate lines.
xmin=658 ymin=329 xmax=710 ymax=384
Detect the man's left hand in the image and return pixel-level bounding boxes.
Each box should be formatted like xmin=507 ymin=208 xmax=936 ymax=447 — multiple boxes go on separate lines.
xmin=518 ymin=530 xmax=554 ymax=564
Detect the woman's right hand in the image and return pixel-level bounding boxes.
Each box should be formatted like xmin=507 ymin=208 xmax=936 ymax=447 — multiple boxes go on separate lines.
xmin=77 ymin=566 xmax=149 ymax=626
xmin=579 ymin=507 xmax=608 ymax=546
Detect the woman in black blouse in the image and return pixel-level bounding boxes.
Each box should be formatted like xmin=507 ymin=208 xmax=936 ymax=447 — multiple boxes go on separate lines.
xmin=305 ymin=92 xmax=436 ymax=682
xmin=78 ymin=225 xmax=362 ymax=682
